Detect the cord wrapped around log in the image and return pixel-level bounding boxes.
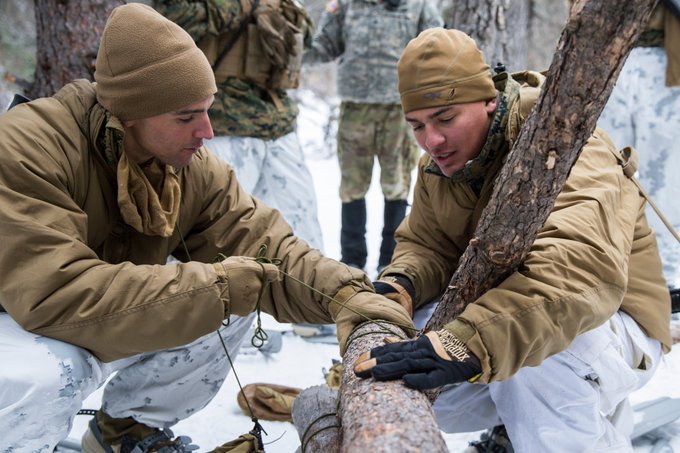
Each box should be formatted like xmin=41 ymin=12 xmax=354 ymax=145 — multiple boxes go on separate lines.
xmin=292 ymin=384 xmax=341 ymax=453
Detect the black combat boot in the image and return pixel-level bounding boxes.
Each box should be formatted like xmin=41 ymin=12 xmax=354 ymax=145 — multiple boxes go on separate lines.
xmin=671 ymin=287 xmax=680 ymax=313
xmin=340 ymin=199 xmax=367 ymax=269
xmin=377 ymin=199 xmax=408 ymax=273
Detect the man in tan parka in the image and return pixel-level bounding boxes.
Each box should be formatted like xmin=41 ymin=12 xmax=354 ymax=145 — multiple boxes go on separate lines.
xmin=0 ymin=4 xmax=413 ymax=452
xmin=354 ymin=28 xmax=672 ymax=452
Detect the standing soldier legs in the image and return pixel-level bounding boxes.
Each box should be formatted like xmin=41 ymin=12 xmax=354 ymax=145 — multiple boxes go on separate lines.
xmin=340 ymin=198 xmax=368 ymax=269
xmin=379 ymin=199 xmax=408 ymax=272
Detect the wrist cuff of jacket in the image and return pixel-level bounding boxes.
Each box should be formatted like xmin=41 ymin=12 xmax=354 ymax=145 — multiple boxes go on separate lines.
xmin=436 ymin=328 xmax=482 ymax=383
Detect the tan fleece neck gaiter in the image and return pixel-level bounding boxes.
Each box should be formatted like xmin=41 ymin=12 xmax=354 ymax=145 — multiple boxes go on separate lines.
xmin=117 ymin=151 xmax=180 ymax=237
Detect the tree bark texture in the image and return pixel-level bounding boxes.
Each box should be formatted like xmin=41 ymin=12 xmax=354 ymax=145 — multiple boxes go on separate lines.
xmin=292 ymin=385 xmax=341 ymax=453
xmin=340 ymin=322 xmax=448 ymax=452
xmin=448 ymin=0 xmax=530 ymax=72
xmin=339 ymin=0 xmax=658 ymax=444
xmin=31 ymin=0 xmax=122 ymax=98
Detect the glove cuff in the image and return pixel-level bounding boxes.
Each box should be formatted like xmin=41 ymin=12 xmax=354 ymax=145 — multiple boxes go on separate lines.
xmin=380 ymin=274 xmax=416 ymax=302
xmin=435 ymin=329 xmax=482 ymax=382
xmin=375 ymin=275 xmax=416 ymax=316
xmin=671 ymin=287 xmax=680 ymax=314
xmin=436 ymin=329 xmax=472 ymax=362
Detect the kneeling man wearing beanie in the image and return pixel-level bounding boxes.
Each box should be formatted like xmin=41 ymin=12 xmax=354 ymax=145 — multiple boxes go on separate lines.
xmin=357 ymin=27 xmax=671 ymax=452
xmin=0 ymin=3 xmax=416 ymax=452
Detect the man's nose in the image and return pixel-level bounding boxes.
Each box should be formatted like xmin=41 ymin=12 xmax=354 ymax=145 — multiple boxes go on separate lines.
xmin=424 ymin=126 xmax=445 ymax=150
xmin=196 ymin=114 xmax=214 ymax=140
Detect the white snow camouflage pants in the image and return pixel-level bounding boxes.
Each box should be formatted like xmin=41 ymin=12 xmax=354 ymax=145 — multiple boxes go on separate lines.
xmin=598 ymin=46 xmax=680 ymax=288
xmin=0 ymin=312 xmax=254 ymax=452
xmin=413 ymin=304 xmax=662 ymax=452
xmin=206 ymin=132 xmax=324 ymax=252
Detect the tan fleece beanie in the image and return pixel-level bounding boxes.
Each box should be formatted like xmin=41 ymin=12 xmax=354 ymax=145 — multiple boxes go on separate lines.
xmin=95 ymin=3 xmax=217 ymax=120
xmin=398 ymin=28 xmax=497 ymax=113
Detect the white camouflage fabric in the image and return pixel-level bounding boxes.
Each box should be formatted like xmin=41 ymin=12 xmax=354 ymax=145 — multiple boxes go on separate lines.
xmin=207 ymin=133 xmax=324 ymax=251
xmin=0 ymin=313 xmax=253 ymax=452
xmin=598 ymin=46 xmax=680 ymax=288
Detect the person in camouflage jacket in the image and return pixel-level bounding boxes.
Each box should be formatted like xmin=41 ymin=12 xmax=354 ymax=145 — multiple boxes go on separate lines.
xmin=302 ymin=0 xmax=443 ymax=273
xmin=154 ymin=0 xmax=324 ymax=252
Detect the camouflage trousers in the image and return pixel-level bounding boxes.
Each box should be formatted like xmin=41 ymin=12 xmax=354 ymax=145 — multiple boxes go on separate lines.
xmin=337 ymin=102 xmax=421 ymax=202
xmin=598 ymin=47 xmax=680 ymax=287
xmin=0 ymin=312 xmax=253 ymax=452
xmin=207 ymin=132 xmax=324 ymax=252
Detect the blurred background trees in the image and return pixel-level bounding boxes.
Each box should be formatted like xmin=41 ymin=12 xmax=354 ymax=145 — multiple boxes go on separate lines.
xmin=1 ymin=0 xmax=569 ymax=109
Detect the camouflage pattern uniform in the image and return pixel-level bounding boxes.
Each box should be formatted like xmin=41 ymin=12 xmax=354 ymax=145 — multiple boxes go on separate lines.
xmin=0 ymin=312 xmax=252 ymax=451
xmin=303 ymin=0 xmax=443 ymax=270
xmin=154 ymin=0 xmax=323 ymax=251
xmin=597 ymin=5 xmax=680 ymax=287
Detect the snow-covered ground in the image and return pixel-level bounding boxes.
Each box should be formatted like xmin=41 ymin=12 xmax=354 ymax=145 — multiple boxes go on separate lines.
xmin=64 ymin=91 xmax=680 ymax=452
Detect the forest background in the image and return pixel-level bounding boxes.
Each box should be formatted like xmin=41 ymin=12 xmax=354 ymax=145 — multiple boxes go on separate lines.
xmin=0 ymin=0 xmax=569 ymax=116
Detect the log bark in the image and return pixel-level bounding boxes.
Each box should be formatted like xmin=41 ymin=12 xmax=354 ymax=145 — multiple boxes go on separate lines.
xmin=448 ymin=0 xmax=530 ymax=71
xmin=339 ymin=0 xmax=659 ymax=447
xmin=292 ymin=385 xmax=341 ymax=453
xmin=31 ymin=0 xmax=121 ymax=98
xmin=340 ymin=322 xmax=448 ymax=452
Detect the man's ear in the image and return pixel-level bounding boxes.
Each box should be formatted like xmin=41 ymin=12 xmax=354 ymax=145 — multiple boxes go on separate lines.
xmin=485 ymin=97 xmax=497 ymax=114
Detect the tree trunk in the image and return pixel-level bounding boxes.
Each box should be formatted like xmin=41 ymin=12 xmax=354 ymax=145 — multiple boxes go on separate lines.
xmin=31 ymin=0 xmax=121 ymax=98
xmin=448 ymin=0 xmax=530 ymax=72
xmin=339 ymin=0 xmax=658 ymax=446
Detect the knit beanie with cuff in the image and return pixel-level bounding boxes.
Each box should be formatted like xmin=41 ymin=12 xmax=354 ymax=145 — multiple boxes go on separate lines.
xmin=398 ymin=27 xmax=497 ymax=114
xmin=94 ymin=3 xmax=217 ymax=121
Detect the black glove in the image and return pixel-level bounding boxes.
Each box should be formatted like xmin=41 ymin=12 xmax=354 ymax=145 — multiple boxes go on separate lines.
xmin=353 ymin=330 xmax=482 ymax=389
xmin=671 ymin=287 xmax=680 ymax=314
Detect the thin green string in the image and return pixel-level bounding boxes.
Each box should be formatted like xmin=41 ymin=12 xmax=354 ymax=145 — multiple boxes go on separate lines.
xmin=176 ymin=221 xmax=267 ymax=442
xmin=176 ymin=221 xmax=413 ymax=448
xmin=245 ymin=244 xmax=416 ymax=339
